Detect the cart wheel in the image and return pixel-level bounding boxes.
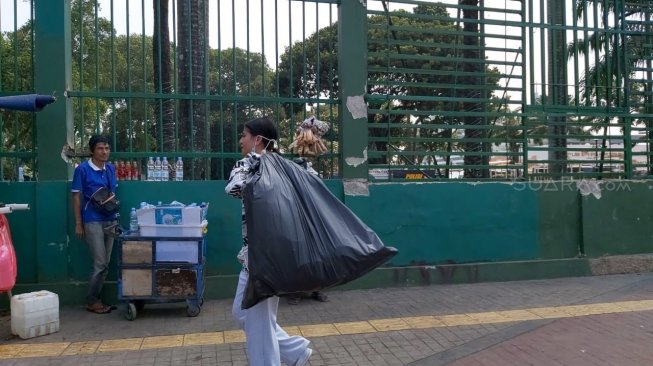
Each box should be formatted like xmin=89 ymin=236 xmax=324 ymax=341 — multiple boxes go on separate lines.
xmin=125 ymin=302 xmax=137 ymax=321
xmin=187 ymin=303 xmax=201 ymax=317
xmin=135 ymin=301 xmax=145 ymax=311
xmin=200 ymin=297 xmax=204 ymax=307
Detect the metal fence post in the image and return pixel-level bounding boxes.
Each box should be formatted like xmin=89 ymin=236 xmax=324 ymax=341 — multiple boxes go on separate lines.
xmin=33 ymin=0 xmax=73 ymax=283
xmin=338 ymin=0 xmax=368 ymax=194
xmin=35 ymin=0 xmax=73 ymax=181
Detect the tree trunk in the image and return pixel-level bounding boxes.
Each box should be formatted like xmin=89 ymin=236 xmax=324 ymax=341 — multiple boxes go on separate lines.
xmin=177 ymin=0 xmax=208 ymax=179
xmin=153 ymin=0 xmax=175 ymax=152
xmin=461 ymin=0 xmax=485 ymax=179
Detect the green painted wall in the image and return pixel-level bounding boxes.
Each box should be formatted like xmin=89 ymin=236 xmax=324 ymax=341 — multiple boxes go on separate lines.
xmin=581 ymin=181 xmax=653 ymax=257
xmin=537 ymin=182 xmax=582 ymax=259
xmin=1 ymin=179 xmax=651 ymax=306
xmin=354 ymin=182 xmax=540 ymax=265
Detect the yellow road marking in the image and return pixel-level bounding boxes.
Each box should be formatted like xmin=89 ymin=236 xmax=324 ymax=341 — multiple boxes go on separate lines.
xmin=1 ymin=299 xmax=651 ymax=360
xmin=527 ymin=306 xmax=575 ymax=319
xmin=438 ymin=313 xmax=478 ymax=326
xmin=369 ymin=318 xmax=412 ymax=331
xmin=299 ymin=324 xmax=340 ymax=337
xmin=60 ymin=341 xmax=101 ymax=356
xmin=0 ymin=344 xmax=27 ymax=358
xmin=334 ymin=321 xmax=377 ymax=334
xmin=140 ymin=335 xmax=184 ymax=350
xmin=283 ymin=326 xmax=302 ymax=337
xmin=223 ymin=330 xmax=246 ymax=343
xmin=183 ymin=332 xmax=224 ymax=346
xmin=16 ymin=343 xmax=69 ymax=358
xmin=97 ymin=337 xmax=143 ymax=353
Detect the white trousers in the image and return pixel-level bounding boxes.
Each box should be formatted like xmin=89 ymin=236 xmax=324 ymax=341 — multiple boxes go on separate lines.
xmin=232 ymin=270 xmax=310 ymax=366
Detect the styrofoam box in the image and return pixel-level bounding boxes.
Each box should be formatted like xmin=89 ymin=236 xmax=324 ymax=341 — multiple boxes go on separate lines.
xmin=140 ymin=220 xmax=207 ymax=238
xmin=156 ymin=240 xmax=200 ymax=263
xmin=137 ymin=206 xmax=202 ymax=226
xmin=11 ymin=290 xmax=59 ymax=339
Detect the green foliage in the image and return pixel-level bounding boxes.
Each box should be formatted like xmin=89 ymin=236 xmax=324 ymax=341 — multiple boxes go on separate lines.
xmin=0 ymin=18 xmax=36 ymax=180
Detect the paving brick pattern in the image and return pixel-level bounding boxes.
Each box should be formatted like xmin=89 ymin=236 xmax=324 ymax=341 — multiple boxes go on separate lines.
xmin=1 ymin=273 xmax=652 ymax=365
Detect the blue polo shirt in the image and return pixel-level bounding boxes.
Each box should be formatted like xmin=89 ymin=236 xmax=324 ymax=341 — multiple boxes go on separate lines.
xmin=71 ymin=160 xmax=118 ymax=223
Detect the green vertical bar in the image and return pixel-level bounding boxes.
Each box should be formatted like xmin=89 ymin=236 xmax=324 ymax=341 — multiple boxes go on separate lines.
xmin=583 ymin=0 xmax=590 ymax=107
xmin=274 ymin=0 xmax=280 ymax=124
xmin=571 ymin=0 xmax=579 ymax=106
xmin=35 ymin=0 xmax=72 ymax=180
xmin=34 ymin=0 xmax=72 ymax=283
xmin=338 ymin=0 xmax=367 ymax=181
xmin=522 ymin=0 xmax=529 ymax=179
xmin=217 ymin=0 xmax=224 ymax=177
xmin=247 ymin=0 xmax=251 ymax=102
xmin=302 ymin=0 xmax=307 ymax=118
xmin=621 ymin=0 xmax=632 ymax=178
xmin=94 ymin=0 xmax=100 ymax=131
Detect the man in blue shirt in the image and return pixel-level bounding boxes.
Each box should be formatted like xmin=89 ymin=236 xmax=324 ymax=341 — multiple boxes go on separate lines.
xmin=71 ymin=135 xmax=118 ymax=314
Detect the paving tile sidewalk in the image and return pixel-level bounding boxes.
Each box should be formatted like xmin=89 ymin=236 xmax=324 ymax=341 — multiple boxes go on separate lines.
xmin=0 ymin=272 xmax=652 ymax=365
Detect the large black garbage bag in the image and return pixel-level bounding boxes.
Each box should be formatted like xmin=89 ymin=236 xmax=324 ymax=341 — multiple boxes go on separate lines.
xmin=242 ymin=153 xmax=398 ymax=309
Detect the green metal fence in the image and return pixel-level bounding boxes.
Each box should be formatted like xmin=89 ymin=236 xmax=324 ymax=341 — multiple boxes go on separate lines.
xmin=1 ymin=0 xmax=652 ymax=181
xmin=65 ymin=0 xmax=340 ymax=180
xmin=367 ymin=0 xmax=653 ymax=181
xmin=0 ymin=0 xmax=36 ymax=181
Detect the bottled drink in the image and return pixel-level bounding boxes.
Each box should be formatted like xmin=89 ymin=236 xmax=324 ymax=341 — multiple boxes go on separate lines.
xmin=154 ymin=157 xmax=162 ymax=181
xmin=18 ymin=165 xmax=24 ymax=182
xmin=124 ymin=161 xmax=132 ymax=181
xmin=116 ymin=161 xmax=124 ymax=180
xmin=132 ymin=160 xmax=139 ymax=180
xmin=129 ymin=208 xmax=139 ymax=233
xmin=162 ymin=157 xmax=169 ymax=181
xmin=175 ymin=157 xmax=184 ymax=181
xmin=200 ymin=202 xmax=208 ymax=221
xmin=147 ymin=157 xmax=155 ymax=181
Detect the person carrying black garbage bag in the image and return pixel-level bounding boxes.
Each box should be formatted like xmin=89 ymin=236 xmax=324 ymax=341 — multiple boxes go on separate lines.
xmin=225 ymin=117 xmax=313 ymax=366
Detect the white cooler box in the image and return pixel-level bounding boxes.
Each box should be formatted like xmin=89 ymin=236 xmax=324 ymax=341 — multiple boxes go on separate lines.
xmin=11 ymin=290 xmax=60 ymax=339
xmin=140 ymin=220 xmax=208 ymax=237
xmin=137 ymin=206 xmax=203 ymax=226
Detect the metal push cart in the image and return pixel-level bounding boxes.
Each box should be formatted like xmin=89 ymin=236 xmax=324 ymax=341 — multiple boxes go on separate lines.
xmin=117 ymin=232 xmax=206 ymax=320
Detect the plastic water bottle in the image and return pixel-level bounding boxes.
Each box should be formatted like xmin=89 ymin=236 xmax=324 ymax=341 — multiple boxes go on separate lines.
xmin=147 ymin=157 xmax=155 ymax=181
xmin=200 ymin=202 xmax=208 ymax=220
xmin=18 ymin=165 xmax=24 ymax=182
xmin=175 ymin=157 xmax=184 ymax=181
xmin=162 ymin=157 xmax=169 ymax=181
xmin=131 ymin=160 xmax=139 ymax=180
xmin=129 ymin=208 xmax=139 ymax=234
xmin=154 ymin=157 xmax=162 ymax=181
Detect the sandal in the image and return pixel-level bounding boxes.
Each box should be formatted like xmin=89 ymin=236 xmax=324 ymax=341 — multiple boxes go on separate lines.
xmin=86 ymin=302 xmax=111 ymax=314
xmin=311 ymin=292 xmax=329 ymax=302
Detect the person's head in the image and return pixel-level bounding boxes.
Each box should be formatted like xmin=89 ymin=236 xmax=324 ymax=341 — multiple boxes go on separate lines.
xmin=88 ymin=134 xmax=111 ymax=162
xmin=239 ymin=116 xmax=278 ymax=156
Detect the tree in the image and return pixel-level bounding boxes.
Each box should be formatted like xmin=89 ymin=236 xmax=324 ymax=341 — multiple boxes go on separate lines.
xmin=278 ymin=3 xmax=502 ymax=178
xmin=153 ymin=0 xmax=175 ymax=152
xmin=570 ymin=0 xmax=653 ymax=176
xmin=70 ymin=0 xmax=115 ymax=147
xmin=0 ymin=21 xmax=35 ymax=180
xmin=104 ymin=34 xmax=156 ymax=153
xmin=176 ymin=0 xmax=209 ymax=179
xmin=207 ymin=47 xmax=281 ymax=179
